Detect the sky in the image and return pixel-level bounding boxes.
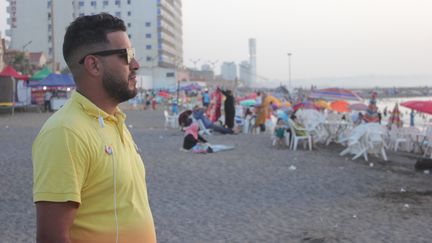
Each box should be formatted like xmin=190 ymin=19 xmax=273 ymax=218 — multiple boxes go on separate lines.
xmin=1 ymin=0 xmax=432 ymax=87
xmin=182 ymin=0 xmax=432 ymax=87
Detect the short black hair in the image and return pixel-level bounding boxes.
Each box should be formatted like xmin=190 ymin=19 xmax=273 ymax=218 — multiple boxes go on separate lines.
xmin=63 ymin=13 xmax=126 ymax=65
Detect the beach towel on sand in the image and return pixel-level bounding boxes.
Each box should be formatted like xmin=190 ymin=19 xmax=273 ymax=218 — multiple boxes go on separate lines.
xmin=181 ymin=144 xmax=235 ymax=154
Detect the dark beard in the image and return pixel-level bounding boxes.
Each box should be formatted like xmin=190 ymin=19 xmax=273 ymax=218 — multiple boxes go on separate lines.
xmin=102 ymin=70 xmax=137 ymax=103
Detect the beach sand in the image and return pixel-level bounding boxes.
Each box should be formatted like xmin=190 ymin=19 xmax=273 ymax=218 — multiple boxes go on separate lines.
xmin=1 ymin=108 xmax=432 ymax=243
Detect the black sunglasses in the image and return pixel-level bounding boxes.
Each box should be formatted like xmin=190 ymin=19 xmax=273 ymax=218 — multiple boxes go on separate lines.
xmin=78 ymin=47 xmax=135 ymax=64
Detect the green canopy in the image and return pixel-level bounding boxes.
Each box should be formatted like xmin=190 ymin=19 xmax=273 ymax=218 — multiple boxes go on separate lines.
xmin=30 ymin=66 xmax=52 ymax=80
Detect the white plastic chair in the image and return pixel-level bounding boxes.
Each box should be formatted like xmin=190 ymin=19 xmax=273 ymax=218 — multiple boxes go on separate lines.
xmin=164 ymin=110 xmax=178 ymax=128
xmin=340 ymin=124 xmax=369 ymax=161
xmin=287 ymin=119 xmax=312 ymax=151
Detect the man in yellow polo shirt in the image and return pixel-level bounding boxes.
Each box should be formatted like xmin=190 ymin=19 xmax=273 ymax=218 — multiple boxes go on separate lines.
xmin=32 ymin=13 xmax=156 ymax=243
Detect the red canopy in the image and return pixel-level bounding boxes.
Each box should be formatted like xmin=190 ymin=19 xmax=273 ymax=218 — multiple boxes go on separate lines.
xmin=0 ymin=65 xmax=29 ymax=80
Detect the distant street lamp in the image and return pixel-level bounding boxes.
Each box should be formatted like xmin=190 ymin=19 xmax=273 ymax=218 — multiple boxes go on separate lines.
xmin=22 ymin=40 xmax=32 ymax=52
xmin=189 ymin=58 xmax=200 ymax=70
xmin=207 ymin=59 xmax=219 ymax=81
xmin=287 ymin=52 xmax=292 ymax=90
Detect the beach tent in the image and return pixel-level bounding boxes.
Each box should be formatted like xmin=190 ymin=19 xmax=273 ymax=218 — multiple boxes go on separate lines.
xmin=29 ymin=66 xmax=52 ymax=81
xmin=0 ymin=65 xmax=30 ymax=115
xmin=29 ymin=73 xmax=75 ymax=87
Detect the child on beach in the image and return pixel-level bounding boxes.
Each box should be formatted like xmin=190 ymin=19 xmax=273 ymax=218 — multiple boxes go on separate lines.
xmin=273 ymin=118 xmax=287 ymax=148
xmin=182 ymin=118 xmax=213 ymax=153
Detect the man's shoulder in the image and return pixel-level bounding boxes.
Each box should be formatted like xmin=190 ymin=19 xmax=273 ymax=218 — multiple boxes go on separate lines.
xmin=39 ymin=102 xmax=95 ymax=136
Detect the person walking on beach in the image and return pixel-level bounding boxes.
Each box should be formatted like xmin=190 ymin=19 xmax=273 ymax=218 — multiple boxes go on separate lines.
xmin=32 ymin=13 xmax=156 ymax=243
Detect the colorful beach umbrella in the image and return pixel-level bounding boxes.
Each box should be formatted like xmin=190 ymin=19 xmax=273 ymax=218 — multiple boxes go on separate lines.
xmin=263 ymin=95 xmax=282 ymax=108
xmin=349 ymin=103 xmax=368 ymax=111
xmin=239 ymin=99 xmax=256 ymax=106
xmin=309 ymin=88 xmax=363 ymax=102
xmin=293 ymin=101 xmax=319 ymax=111
xmin=330 ymin=100 xmax=351 ymax=112
xmin=314 ymin=99 xmax=329 ymax=109
xmin=400 ymin=100 xmax=432 ymax=115
xmin=158 ymin=91 xmax=170 ymax=98
xmin=238 ymin=93 xmax=257 ymax=101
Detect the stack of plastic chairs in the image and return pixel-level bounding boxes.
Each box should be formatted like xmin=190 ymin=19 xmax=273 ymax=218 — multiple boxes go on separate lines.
xmin=422 ymin=126 xmax=432 ymax=158
xmin=340 ymin=124 xmax=370 ymax=161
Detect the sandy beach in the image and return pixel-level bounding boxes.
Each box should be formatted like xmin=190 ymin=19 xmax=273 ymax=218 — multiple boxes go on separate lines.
xmin=1 ymin=108 xmax=432 ymax=243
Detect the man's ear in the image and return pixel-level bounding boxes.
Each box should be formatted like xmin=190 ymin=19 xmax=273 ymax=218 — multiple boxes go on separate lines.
xmin=83 ymin=56 xmax=102 ymax=76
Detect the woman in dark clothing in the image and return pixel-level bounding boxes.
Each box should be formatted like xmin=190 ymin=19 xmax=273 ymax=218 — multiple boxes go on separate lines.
xmin=221 ymin=89 xmax=235 ymax=129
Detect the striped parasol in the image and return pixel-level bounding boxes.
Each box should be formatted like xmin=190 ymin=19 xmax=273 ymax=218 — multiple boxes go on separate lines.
xmin=388 ymin=103 xmax=402 ymax=128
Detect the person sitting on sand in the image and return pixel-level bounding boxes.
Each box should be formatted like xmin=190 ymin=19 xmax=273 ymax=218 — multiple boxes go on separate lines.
xmin=178 ymin=109 xmax=193 ymax=128
xmin=182 ymin=118 xmax=213 ymax=153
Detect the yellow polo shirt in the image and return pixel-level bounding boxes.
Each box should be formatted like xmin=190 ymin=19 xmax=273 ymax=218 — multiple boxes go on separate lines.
xmin=32 ymin=91 xmax=155 ymax=243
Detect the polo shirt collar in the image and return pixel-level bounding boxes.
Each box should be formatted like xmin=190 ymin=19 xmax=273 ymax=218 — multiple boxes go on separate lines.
xmin=72 ymin=91 xmax=127 ymax=142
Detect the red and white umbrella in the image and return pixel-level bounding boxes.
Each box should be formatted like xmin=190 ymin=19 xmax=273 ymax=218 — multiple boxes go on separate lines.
xmin=400 ymin=100 xmax=432 ymax=115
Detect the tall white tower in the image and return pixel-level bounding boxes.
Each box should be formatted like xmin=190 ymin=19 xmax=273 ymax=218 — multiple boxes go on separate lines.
xmin=248 ymin=38 xmax=257 ymax=86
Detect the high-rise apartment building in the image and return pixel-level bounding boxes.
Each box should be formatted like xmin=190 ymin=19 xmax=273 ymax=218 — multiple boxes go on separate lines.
xmin=6 ymin=0 xmax=183 ymax=88
xmin=220 ymin=62 xmax=237 ymax=81
xmin=239 ymin=60 xmax=250 ymax=86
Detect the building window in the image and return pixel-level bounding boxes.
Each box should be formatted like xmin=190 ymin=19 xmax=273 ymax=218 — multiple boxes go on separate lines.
xmin=146 ymin=45 xmax=152 ymax=50
xmin=48 ymin=35 xmax=52 ymax=42
xmin=79 ymin=13 xmax=85 ymax=17
xmin=127 ymin=0 xmax=131 ymax=4
xmin=127 ymin=11 xmax=131 ymax=16
xmin=48 ymin=24 xmax=52 ymax=31
xmin=127 ymin=23 xmax=131 ymax=28
xmin=91 ymin=1 xmax=97 ymax=7
xmin=128 ymin=34 xmax=132 ymax=39
xmin=145 ymin=33 xmax=151 ymax=38
xmin=145 ymin=22 xmax=151 ymax=27
xmin=103 ymin=0 xmax=109 ymax=7
xmin=79 ymin=1 xmax=84 ymax=7
xmin=146 ymin=56 xmax=152 ymax=61
xmin=115 ymin=0 xmax=121 ymax=6
xmin=47 ymin=1 xmax=52 ymax=8
xmin=115 ymin=11 xmax=121 ymax=18
xmin=49 ymin=47 xmax=53 ymax=55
